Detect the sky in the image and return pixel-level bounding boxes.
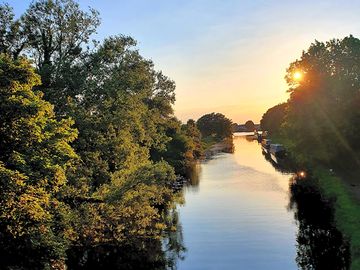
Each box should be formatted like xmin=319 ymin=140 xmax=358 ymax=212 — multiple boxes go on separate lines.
xmin=7 ymin=0 xmax=360 ymax=123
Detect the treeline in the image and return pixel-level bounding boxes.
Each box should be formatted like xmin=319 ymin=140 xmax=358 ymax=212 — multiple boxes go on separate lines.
xmin=0 ymin=1 xmax=206 ymax=269
xmin=232 ymin=120 xmax=259 ymax=132
xmin=261 ymin=35 xmax=360 ymax=168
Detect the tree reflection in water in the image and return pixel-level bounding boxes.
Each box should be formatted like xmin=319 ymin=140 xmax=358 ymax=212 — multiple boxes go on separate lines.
xmin=66 ymin=208 xmax=186 ymax=270
xmin=185 ymin=162 xmax=201 ymax=188
xmin=289 ymin=176 xmax=350 ymax=270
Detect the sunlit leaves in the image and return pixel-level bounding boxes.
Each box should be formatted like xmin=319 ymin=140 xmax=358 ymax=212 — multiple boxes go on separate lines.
xmin=0 ymin=54 xmax=77 ymax=266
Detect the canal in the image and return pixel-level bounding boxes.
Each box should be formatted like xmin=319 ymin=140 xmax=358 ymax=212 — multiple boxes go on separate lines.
xmin=66 ymin=132 xmax=350 ymax=270
xmin=173 ymin=132 xmax=350 ymax=269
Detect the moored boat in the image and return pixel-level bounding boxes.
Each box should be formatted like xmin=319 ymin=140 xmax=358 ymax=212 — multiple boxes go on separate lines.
xmin=261 ymin=139 xmax=272 ymax=154
xmin=269 ymin=144 xmax=286 ymax=163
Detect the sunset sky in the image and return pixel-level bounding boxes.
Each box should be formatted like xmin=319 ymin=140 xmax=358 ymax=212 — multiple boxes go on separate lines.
xmin=9 ymin=0 xmax=360 ymax=123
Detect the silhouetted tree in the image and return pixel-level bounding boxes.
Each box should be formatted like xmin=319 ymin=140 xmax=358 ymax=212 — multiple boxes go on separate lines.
xmin=283 ymin=35 xmax=360 ymax=166
xmin=244 ymin=120 xmax=255 ymax=131
xmin=196 ymin=113 xmax=232 ymax=140
xmin=260 ymin=103 xmax=287 ymax=135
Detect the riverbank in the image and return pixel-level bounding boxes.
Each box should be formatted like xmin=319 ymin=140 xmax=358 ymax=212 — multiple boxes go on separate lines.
xmin=313 ymin=169 xmax=360 ymax=270
xmin=269 ymin=134 xmax=360 ymax=270
xmin=203 ymin=137 xmax=234 ymax=158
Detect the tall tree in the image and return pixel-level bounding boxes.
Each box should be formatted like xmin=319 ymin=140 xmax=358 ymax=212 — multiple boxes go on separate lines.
xmin=0 ymin=54 xmax=77 ymax=268
xmin=260 ymin=103 xmax=287 ymax=135
xmin=0 ymin=4 xmax=26 ymax=59
xmin=21 ymin=0 xmax=100 ymax=113
xmin=57 ymin=35 xmax=180 ymax=251
xmin=283 ymin=35 xmax=360 ymax=166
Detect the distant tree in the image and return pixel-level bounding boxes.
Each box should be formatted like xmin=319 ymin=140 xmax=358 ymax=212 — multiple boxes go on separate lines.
xmin=196 ymin=113 xmax=232 ymax=139
xmin=260 ymin=103 xmax=287 ymax=135
xmin=183 ymin=119 xmax=203 ymax=158
xmin=231 ymin=123 xmax=238 ymax=132
xmin=244 ymin=120 xmax=255 ymax=131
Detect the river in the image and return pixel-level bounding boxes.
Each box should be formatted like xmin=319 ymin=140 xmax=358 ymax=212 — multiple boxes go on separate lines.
xmin=172 ymin=132 xmax=350 ymax=270
xmin=66 ymin=132 xmax=350 ymax=270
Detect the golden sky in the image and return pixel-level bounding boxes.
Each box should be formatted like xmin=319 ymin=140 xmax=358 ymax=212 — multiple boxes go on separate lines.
xmin=12 ymin=0 xmax=360 ymax=123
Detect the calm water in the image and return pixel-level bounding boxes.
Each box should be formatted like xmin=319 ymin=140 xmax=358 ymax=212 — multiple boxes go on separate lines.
xmin=174 ymin=133 xmax=350 ymax=270
xmin=66 ymin=133 xmax=350 ymax=269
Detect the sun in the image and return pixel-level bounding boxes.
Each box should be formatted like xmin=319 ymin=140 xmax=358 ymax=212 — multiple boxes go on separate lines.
xmin=293 ymin=71 xmax=303 ymax=81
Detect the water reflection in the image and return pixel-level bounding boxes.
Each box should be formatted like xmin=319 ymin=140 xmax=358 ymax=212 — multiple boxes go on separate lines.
xmin=174 ymin=133 xmax=350 ymax=270
xmin=68 ymin=134 xmax=351 ymax=269
xmin=261 ymin=149 xmax=295 ymax=174
xmin=66 ymin=208 xmax=186 ymax=270
xmin=260 ymin=134 xmax=351 ymax=269
xmin=185 ymin=162 xmax=201 ymax=188
xmin=288 ymin=176 xmax=350 ymax=270
xmin=176 ymin=134 xmax=298 ymax=269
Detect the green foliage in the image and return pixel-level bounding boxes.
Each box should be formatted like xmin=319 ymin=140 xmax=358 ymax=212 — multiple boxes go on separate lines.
xmin=150 ymin=118 xmax=202 ymax=174
xmin=182 ymin=119 xmax=203 ymax=159
xmin=201 ymin=135 xmax=219 ymax=150
xmin=0 ymin=0 xmax=101 ymax=114
xmin=282 ymin=35 xmax=360 ymax=167
xmin=0 ymin=1 xmax=202 ymax=267
xmin=264 ymin=35 xmax=360 ymax=270
xmin=314 ymin=169 xmax=360 ymax=270
xmin=260 ymin=103 xmax=287 ymax=135
xmin=196 ymin=112 xmax=232 ymax=140
xmin=0 ymin=54 xmax=77 ymax=268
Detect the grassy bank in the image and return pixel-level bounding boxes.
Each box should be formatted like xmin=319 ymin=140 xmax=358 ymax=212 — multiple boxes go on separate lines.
xmin=201 ymin=136 xmax=220 ymax=151
xmin=314 ymin=168 xmax=360 ymax=270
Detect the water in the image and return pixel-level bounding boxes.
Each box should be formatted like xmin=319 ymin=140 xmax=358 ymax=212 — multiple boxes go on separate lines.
xmin=65 ymin=133 xmax=350 ymax=269
xmin=174 ymin=133 xmax=350 ymax=270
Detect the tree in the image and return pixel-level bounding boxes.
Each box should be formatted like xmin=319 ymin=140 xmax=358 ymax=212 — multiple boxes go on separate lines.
xmin=22 ymin=0 xmax=100 ymax=87
xmin=0 ymin=54 xmax=77 ymax=268
xmin=283 ymin=35 xmax=360 ymax=166
xmin=196 ymin=112 xmax=232 ymax=140
xmin=0 ymin=1 xmax=195 ymax=267
xmin=260 ymin=103 xmax=287 ymax=135
xmin=58 ymin=35 xmax=181 ymax=251
xmin=244 ymin=120 xmax=255 ymax=131
xmin=0 ymin=4 xmax=26 ymax=59
xmin=150 ymin=118 xmax=202 ymax=174
xmin=183 ymin=119 xmax=203 ymax=159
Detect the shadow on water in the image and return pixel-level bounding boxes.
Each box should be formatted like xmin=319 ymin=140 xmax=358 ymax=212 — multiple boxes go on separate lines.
xmin=288 ymin=175 xmax=350 ymax=269
xmin=66 ymin=209 xmax=186 ymax=270
xmin=260 ymin=147 xmax=297 ymax=174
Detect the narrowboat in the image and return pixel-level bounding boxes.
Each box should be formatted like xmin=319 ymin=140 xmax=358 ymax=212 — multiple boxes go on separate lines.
xmin=261 ymin=139 xmax=272 ymax=154
xmin=269 ymin=144 xmax=286 ymax=163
